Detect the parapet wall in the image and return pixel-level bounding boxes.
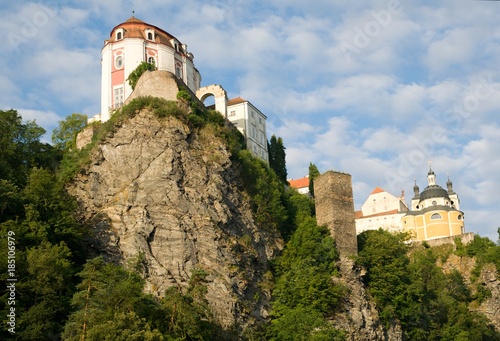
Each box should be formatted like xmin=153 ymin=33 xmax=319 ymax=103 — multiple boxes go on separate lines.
xmin=424 ymin=232 xmax=475 ymax=248
xmin=315 ymin=171 xmax=358 ymax=256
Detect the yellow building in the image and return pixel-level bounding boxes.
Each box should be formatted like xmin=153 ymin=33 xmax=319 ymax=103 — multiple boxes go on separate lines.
xmin=402 ymin=167 xmax=465 ymax=241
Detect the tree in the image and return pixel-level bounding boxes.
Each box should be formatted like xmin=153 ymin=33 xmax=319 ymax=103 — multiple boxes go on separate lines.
xmin=52 ymin=113 xmax=88 ymax=150
xmin=17 ymin=242 xmax=74 ymax=340
xmin=127 ymin=61 xmax=157 ymax=90
xmin=0 ymin=109 xmax=59 ymax=186
xmin=268 ymin=306 xmax=345 ymax=341
xmin=268 ymin=135 xmax=287 ymax=183
xmin=308 ymin=162 xmax=320 ymax=197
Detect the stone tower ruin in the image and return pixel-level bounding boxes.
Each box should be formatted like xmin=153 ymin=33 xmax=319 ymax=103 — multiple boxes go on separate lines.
xmin=315 ymin=171 xmax=358 ymax=257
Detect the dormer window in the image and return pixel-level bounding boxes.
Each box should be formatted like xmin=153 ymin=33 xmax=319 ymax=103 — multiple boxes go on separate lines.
xmin=116 ymin=28 xmax=124 ymax=40
xmin=171 ymin=39 xmax=180 ymax=52
xmin=145 ymin=29 xmax=154 ymax=41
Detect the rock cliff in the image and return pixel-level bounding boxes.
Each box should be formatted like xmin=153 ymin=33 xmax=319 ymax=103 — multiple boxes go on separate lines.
xmin=69 ymin=79 xmax=282 ymax=330
xmin=440 ymin=254 xmax=500 ymax=331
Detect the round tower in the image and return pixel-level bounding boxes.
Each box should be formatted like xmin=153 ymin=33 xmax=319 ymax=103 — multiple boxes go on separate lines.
xmin=100 ymin=16 xmax=201 ymax=121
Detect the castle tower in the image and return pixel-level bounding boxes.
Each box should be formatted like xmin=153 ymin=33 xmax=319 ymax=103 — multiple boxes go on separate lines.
xmin=314 ymin=171 xmax=357 ymax=256
xmin=100 ymin=16 xmax=201 ymax=121
xmin=403 ymin=168 xmax=465 ymax=241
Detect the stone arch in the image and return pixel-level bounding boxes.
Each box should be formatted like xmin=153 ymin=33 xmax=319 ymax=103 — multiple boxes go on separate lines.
xmin=196 ymin=84 xmax=228 ymax=118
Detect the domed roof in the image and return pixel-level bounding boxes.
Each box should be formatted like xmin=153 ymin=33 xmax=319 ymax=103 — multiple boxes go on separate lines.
xmin=106 ymin=16 xmax=178 ymax=47
xmin=419 ymin=185 xmax=450 ymax=201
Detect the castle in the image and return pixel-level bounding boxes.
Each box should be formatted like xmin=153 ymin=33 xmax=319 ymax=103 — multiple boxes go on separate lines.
xmin=292 ymin=167 xmax=468 ymax=244
xmin=90 ymin=16 xmax=268 ymax=162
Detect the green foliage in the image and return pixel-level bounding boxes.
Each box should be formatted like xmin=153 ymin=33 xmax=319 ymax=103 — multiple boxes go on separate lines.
xmin=16 ymin=241 xmax=75 ymax=340
xmin=0 ymin=109 xmax=60 ymax=186
xmin=52 ymin=113 xmax=88 ymax=150
xmin=266 ymin=183 xmax=344 ymax=338
xmin=357 ymin=229 xmax=500 ymax=340
xmin=268 ymin=198 xmax=346 ymax=339
xmin=127 ymin=61 xmax=157 ymax=90
xmin=280 ymin=190 xmax=315 ymax=241
xmin=268 ymin=135 xmax=287 ymax=184
xmin=0 ymin=179 xmax=22 ymax=222
xmin=236 ymin=149 xmax=288 ymax=232
xmin=464 ymin=234 xmax=500 ymax=273
xmin=62 ymin=257 xmax=224 ymax=340
xmin=268 ymin=306 xmax=345 ymax=341
xmin=357 ymin=229 xmax=410 ymax=323
xmin=308 ymin=162 xmax=320 ymax=197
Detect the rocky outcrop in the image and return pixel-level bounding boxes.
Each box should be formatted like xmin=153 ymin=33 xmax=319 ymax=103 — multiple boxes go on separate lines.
xmin=474 ymin=264 xmax=500 ymax=330
xmin=68 ymin=102 xmax=282 ymax=329
xmin=440 ymin=254 xmax=500 ymax=332
xmin=332 ymin=257 xmax=402 ymax=341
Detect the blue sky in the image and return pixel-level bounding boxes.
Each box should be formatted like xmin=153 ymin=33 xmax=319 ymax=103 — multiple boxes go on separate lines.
xmin=1 ymin=0 xmax=500 ymax=241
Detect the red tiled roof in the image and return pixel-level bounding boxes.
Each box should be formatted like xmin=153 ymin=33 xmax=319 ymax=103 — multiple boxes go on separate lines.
xmin=355 ymin=209 xmax=400 ymax=220
xmin=106 ymin=17 xmax=177 ymax=48
xmin=227 ymin=97 xmax=247 ymax=106
xmin=370 ymin=186 xmax=386 ymax=194
xmin=289 ymin=177 xmax=309 ymax=189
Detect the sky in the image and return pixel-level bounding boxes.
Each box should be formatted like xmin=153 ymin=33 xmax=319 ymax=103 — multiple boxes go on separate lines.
xmin=1 ymin=0 xmax=500 ymax=241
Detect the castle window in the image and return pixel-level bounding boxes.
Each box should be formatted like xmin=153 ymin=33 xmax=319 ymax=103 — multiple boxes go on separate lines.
xmin=431 ymin=213 xmax=442 ymax=220
xmin=115 ymin=55 xmax=123 ymax=69
xmin=458 ymin=214 xmax=462 ymax=220
xmin=113 ymin=86 xmax=124 ymax=108
xmin=148 ymin=32 xmax=153 ymax=40
xmin=432 ymin=200 xmax=437 ymax=206
xmin=116 ymin=28 xmax=124 ymax=40
xmin=148 ymin=56 xmax=155 ymax=65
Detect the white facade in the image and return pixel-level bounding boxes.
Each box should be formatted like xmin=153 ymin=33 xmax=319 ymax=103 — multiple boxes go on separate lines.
xmin=100 ymin=17 xmax=201 ymax=122
xmin=288 ymin=176 xmax=310 ymax=195
xmin=226 ymin=97 xmax=268 ymax=162
xmin=355 ymin=187 xmax=409 ymax=234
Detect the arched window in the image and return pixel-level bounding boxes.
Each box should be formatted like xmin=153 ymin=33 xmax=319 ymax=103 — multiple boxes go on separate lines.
xmin=458 ymin=214 xmax=462 ymax=220
xmin=431 ymin=213 xmax=442 ymax=220
xmin=117 ymin=32 xmax=122 ymax=40
xmin=148 ymin=32 xmax=153 ymax=40
xmin=432 ymin=200 xmax=437 ymax=206
xmin=148 ymin=56 xmax=155 ymax=64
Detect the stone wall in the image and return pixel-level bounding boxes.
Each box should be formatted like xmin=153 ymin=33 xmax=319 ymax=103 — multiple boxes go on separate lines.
xmin=425 ymin=232 xmax=474 ymax=248
xmin=314 ymin=171 xmax=358 ymax=257
xmin=76 ymin=125 xmax=97 ymax=149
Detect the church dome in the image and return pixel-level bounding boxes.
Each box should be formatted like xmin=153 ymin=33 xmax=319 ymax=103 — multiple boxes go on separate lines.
xmin=419 ymin=185 xmax=450 ymax=202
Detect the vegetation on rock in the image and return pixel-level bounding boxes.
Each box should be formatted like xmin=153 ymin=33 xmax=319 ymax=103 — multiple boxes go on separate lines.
xmin=1 ymin=107 xmax=500 ymax=340
xmin=127 ymin=61 xmax=157 ymax=90
xmin=357 ymin=229 xmax=500 ymax=340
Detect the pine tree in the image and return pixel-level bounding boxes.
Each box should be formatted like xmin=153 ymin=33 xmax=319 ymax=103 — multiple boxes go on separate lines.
xmin=268 ymin=135 xmax=287 ymax=183
xmin=308 ymin=163 xmax=320 ymax=197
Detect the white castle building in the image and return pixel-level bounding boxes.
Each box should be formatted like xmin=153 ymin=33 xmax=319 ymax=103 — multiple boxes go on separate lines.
xmin=354 ymin=187 xmax=409 ymax=234
xmin=99 ymin=16 xmax=201 ymax=122
xmin=94 ymin=16 xmax=268 ymax=162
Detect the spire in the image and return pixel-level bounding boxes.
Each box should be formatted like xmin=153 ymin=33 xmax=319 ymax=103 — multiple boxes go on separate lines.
xmin=427 ymin=161 xmax=436 ymax=186
xmin=413 ymin=180 xmax=420 ymax=198
xmin=447 ymin=173 xmax=455 ymax=194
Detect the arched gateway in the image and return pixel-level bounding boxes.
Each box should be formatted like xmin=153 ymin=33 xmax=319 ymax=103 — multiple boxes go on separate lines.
xmin=196 ymin=85 xmax=228 ymax=118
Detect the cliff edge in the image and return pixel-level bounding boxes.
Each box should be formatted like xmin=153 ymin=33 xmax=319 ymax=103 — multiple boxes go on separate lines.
xmin=69 ymin=72 xmax=282 ymax=330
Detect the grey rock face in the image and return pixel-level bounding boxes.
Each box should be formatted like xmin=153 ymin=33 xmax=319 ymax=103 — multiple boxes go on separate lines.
xmin=69 ymin=109 xmax=282 ymax=329
xmin=332 ymin=257 xmax=402 ymax=341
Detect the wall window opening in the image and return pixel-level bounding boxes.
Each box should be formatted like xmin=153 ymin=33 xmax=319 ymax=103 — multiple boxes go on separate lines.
xmin=431 ymin=213 xmax=442 ymax=220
